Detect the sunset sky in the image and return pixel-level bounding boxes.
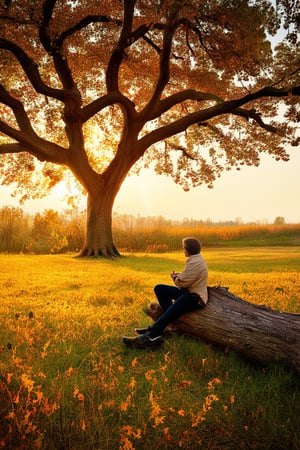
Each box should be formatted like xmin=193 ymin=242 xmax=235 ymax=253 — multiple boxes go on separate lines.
xmin=1 ymin=144 xmax=299 ymax=224
xmin=1 ymin=5 xmax=298 ymax=225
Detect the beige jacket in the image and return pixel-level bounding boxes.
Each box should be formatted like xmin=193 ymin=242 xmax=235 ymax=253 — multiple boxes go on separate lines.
xmin=174 ymin=254 xmax=208 ymax=304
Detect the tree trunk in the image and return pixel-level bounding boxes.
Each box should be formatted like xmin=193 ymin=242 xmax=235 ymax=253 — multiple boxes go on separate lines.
xmin=79 ymin=188 xmax=120 ymax=258
xmin=146 ymin=286 xmax=300 ymax=374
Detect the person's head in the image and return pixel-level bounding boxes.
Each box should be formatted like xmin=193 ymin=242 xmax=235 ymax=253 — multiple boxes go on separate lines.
xmin=182 ymin=237 xmax=201 ymax=256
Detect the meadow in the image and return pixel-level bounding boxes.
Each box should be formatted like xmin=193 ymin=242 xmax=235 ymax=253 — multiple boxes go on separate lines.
xmin=0 ymin=247 xmax=299 ymax=449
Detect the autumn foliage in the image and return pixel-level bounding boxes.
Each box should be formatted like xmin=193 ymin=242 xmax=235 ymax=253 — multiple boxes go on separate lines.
xmin=0 ymin=1 xmax=299 ymax=256
xmin=1 ymin=205 xmax=300 ymax=253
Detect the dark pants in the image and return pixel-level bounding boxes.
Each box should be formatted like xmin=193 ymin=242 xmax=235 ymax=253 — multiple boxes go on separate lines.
xmin=149 ymin=284 xmax=204 ymax=337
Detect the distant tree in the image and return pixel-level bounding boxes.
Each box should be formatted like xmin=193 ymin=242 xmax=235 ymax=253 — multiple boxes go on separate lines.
xmin=0 ymin=1 xmax=299 ymax=257
xmin=274 ymin=216 xmax=286 ymax=225
xmin=64 ymin=210 xmax=86 ymax=252
xmin=28 ymin=209 xmax=67 ymax=253
xmin=0 ymin=206 xmax=29 ymax=252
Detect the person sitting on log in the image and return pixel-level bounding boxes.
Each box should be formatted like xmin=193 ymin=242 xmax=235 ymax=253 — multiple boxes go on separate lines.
xmin=123 ymin=237 xmax=208 ymax=349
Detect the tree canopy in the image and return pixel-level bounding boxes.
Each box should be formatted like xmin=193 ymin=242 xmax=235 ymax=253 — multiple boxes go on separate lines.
xmin=0 ymin=0 xmax=299 ymax=256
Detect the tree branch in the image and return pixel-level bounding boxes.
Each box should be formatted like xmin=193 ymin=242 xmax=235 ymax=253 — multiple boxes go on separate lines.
xmin=140 ymin=15 xmax=201 ymax=122
xmin=168 ymin=143 xmax=196 ymax=160
xmin=291 ymin=85 xmax=300 ymax=95
xmin=106 ymin=0 xmax=136 ymax=92
xmin=80 ymin=92 xmax=136 ymax=123
xmin=146 ymin=89 xmax=222 ymax=121
xmin=0 ymin=143 xmax=24 ymax=154
xmin=38 ymin=0 xmax=75 ymax=90
xmin=0 ymin=38 xmax=64 ymax=101
xmin=138 ymin=86 xmax=293 ymax=151
xmin=0 ymin=84 xmax=36 ymax=134
xmin=38 ymin=0 xmax=57 ymax=53
xmin=140 ymin=19 xmax=176 ymax=118
xmin=55 ymin=15 xmax=122 ymax=49
xmin=232 ymin=108 xmax=278 ymax=133
xmin=0 ymin=120 xmax=69 ymax=164
xmin=141 ymin=34 xmax=161 ymax=55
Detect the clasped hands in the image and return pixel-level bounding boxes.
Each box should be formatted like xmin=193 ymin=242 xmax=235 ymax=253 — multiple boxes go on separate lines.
xmin=170 ymin=271 xmax=180 ymax=281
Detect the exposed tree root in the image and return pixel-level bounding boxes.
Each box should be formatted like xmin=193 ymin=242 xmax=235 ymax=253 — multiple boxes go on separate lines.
xmin=78 ymin=245 xmax=121 ymax=258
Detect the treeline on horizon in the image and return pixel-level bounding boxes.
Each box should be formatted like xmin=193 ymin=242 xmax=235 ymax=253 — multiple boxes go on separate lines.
xmin=0 ymin=205 xmax=299 ymax=254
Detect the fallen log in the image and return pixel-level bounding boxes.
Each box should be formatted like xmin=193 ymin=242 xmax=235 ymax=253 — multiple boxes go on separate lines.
xmin=146 ymin=286 xmax=300 ymax=375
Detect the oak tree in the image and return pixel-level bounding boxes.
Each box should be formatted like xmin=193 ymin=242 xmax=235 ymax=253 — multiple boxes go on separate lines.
xmin=0 ymin=0 xmax=299 ymax=257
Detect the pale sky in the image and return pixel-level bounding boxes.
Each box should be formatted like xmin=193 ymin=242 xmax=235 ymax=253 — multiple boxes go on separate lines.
xmin=1 ymin=147 xmax=299 ymax=223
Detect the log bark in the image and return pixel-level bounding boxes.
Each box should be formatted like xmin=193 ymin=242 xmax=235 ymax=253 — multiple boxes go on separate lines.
xmin=146 ymin=286 xmax=300 ymax=374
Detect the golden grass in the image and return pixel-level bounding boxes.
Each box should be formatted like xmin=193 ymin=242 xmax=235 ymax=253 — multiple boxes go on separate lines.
xmin=0 ymin=248 xmax=299 ymax=449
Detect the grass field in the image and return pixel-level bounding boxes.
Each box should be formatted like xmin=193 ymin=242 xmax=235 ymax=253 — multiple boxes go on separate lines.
xmin=0 ymin=247 xmax=299 ymax=449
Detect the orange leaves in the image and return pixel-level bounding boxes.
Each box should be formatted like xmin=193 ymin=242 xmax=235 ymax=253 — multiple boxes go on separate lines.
xmin=81 ymin=419 xmax=86 ymax=431
xmin=121 ymin=425 xmax=142 ymax=439
xmin=131 ymin=357 xmax=138 ymax=367
xmin=34 ymin=390 xmax=43 ymax=405
xmin=73 ymin=386 xmax=79 ymax=398
xmin=119 ymin=375 xmax=137 ymax=412
xmin=65 ymin=367 xmax=74 ymax=377
xmin=164 ymin=427 xmax=172 ymax=441
xmin=129 ymin=377 xmax=136 ymax=390
xmin=179 ymin=380 xmax=192 ymax=388
xmin=21 ymin=374 xmax=34 ymax=393
xmin=190 ymin=379 xmax=221 ymax=428
xmin=73 ymin=386 xmax=85 ymax=402
xmin=120 ymin=394 xmax=132 ymax=412
xmin=41 ymin=340 xmax=51 ymax=359
xmin=207 ymin=377 xmax=222 ymax=391
xmin=1 ymin=367 xmax=58 ymax=448
xmin=120 ymin=428 xmax=141 ymax=450
xmin=7 ymin=373 xmax=13 ymax=384
xmin=149 ymin=390 xmax=165 ymax=427
xmin=191 ymin=393 xmax=219 ymax=428
xmin=119 ymin=424 xmax=142 ymax=449
xmin=145 ymin=369 xmax=155 ymax=381
xmin=119 ymin=436 xmax=135 ymax=450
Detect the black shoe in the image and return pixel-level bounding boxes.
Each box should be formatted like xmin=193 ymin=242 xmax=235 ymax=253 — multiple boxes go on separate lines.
xmin=123 ymin=333 xmax=163 ymax=349
xmin=135 ymin=327 xmax=150 ymax=335
xmin=135 ymin=327 xmax=172 ymax=337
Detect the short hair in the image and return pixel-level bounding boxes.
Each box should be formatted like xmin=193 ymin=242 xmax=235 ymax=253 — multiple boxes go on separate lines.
xmin=182 ymin=237 xmax=201 ymax=255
